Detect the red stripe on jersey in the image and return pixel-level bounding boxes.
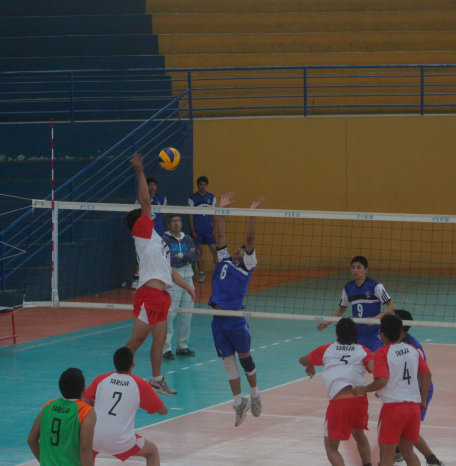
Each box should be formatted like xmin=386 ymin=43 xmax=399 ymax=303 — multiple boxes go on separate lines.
xmin=129 ymin=374 xmax=164 ymax=413
xmin=373 ymin=345 xmax=390 ymax=379
xmin=132 ymin=214 xmax=155 ymax=239
xmin=309 ymin=343 xmax=332 ymax=366
xmin=84 ymin=372 xmax=114 ymax=402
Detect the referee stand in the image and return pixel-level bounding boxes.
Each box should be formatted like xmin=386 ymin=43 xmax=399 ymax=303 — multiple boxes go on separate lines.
xmin=0 ymin=306 xmax=17 ymax=344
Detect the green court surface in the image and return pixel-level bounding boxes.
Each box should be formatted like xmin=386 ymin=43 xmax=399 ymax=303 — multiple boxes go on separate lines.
xmin=1 ymin=311 xmax=454 ymax=466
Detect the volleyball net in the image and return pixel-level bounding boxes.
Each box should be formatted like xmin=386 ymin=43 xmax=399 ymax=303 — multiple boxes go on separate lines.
xmin=22 ymin=199 xmax=456 ymax=328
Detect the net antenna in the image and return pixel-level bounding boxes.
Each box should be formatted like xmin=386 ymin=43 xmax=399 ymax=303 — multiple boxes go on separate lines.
xmin=29 ymin=199 xmax=456 ymax=330
xmin=50 ymin=118 xmax=59 ymax=307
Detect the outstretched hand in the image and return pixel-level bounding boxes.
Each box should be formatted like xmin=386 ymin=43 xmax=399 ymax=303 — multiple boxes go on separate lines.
xmin=130 ymin=153 xmax=143 ymax=169
xmin=219 ymin=192 xmax=235 ymax=208
xmin=250 ymin=196 xmax=265 ymax=209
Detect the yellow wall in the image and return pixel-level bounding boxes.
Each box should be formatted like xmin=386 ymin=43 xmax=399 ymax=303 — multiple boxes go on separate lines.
xmin=194 ymin=115 xmax=456 ymax=215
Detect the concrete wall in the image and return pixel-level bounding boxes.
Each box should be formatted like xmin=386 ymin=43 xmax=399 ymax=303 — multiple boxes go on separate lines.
xmin=194 ymin=115 xmax=456 ymax=214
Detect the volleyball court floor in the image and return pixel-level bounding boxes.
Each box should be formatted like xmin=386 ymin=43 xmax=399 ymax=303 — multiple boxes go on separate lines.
xmin=1 ymin=275 xmax=455 ymax=465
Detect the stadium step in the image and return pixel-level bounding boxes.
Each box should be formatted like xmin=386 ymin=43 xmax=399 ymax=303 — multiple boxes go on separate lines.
xmin=152 ymin=10 xmax=456 ymax=34
xmin=0 ymin=35 xmax=159 ymax=58
xmin=0 ymin=14 xmax=152 ymax=37
xmin=157 ymin=31 xmax=456 ymax=55
xmin=0 ymin=0 xmax=146 ymax=17
xmin=0 ymin=55 xmax=165 ymax=72
xmin=148 ymin=0 xmax=456 ymax=13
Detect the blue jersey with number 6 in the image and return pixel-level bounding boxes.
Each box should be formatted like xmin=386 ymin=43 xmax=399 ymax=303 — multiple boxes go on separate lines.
xmin=339 ymin=277 xmax=392 ymax=351
xmin=209 ymin=246 xmax=257 ymax=322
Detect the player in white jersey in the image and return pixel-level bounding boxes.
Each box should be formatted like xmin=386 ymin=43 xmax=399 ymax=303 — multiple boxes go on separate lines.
xmin=84 ymin=347 xmax=167 ymax=465
xmin=123 ymin=154 xmax=195 ymax=396
xmin=209 ymin=192 xmax=265 ymax=427
xmin=354 ymin=314 xmax=431 ymax=466
xmin=300 ymin=317 xmax=374 ymax=466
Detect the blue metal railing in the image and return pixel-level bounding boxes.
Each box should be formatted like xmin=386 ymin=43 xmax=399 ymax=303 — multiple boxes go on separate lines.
xmin=1 ymin=65 xmax=456 ymax=121
xmin=0 ymin=90 xmax=191 ymax=290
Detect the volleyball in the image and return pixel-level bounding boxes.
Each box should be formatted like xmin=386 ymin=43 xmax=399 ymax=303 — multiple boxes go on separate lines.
xmin=158 ymin=147 xmax=181 ymax=171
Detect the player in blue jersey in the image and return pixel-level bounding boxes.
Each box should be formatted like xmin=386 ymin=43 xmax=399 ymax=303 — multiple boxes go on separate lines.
xmin=209 ymin=192 xmax=265 ymax=427
xmin=188 ymin=176 xmax=218 ymax=283
xmin=318 ymin=255 xmax=396 ymax=352
xmin=394 ymin=309 xmax=445 ymax=466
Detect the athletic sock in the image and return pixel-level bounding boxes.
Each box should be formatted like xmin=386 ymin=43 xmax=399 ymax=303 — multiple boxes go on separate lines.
xmin=233 ymin=394 xmax=242 ymax=407
xmin=250 ymin=386 xmax=260 ymax=398
xmin=153 ymin=375 xmax=163 ymax=382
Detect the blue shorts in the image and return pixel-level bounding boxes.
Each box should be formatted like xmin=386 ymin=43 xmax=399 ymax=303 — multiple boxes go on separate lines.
xmin=196 ymin=230 xmax=216 ymax=245
xmin=211 ymin=318 xmax=251 ymax=357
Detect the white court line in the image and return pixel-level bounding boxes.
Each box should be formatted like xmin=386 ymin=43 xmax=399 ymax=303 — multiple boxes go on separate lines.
xmin=0 ymin=323 xmax=132 ymax=353
xmin=205 ymin=409 xmax=456 ymax=430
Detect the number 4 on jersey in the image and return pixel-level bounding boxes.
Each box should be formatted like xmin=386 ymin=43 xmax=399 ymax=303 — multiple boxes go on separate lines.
xmin=402 ymin=361 xmax=412 ymax=385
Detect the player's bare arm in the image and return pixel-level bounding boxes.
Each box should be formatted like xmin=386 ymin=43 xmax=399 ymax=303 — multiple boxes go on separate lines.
xmin=158 ymin=404 xmax=168 ymax=415
xmin=131 ymin=153 xmax=151 ymax=218
xmin=418 ymin=369 xmax=432 ymax=411
xmin=245 ymin=196 xmax=265 ymax=252
xmin=317 ymin=306 xmax=347 ymax=331
xmin=171 ymin=268 xmax=196 ymax=299
xmin=216 ymin=192 xmax=235 ymax=248
xmin=353 ymin=376 xmax=388 ymax=396
xmin=80 ymin=409 xmax=96 ymax=466
xmin=27 ymin=411 xmax=42 ymax=461
xmin=299 ymin=354 xmax=316 ymax=378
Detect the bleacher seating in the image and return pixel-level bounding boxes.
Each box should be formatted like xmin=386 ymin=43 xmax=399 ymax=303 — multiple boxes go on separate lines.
xmin=147 ymin=0 xmax=456 ymax=116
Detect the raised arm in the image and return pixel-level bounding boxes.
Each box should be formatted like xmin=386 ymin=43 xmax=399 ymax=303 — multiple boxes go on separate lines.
xmin=131 ymin=153 xmax=151 ymax=218
xmin=245 ymin=196 xmax=265 ymax=253
xmin=216 ymin=192 xmax=235 ymax=248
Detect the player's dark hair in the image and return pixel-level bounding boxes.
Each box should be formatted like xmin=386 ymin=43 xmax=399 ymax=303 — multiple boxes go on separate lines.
xmin=351 ymin=255 xmax=368 ymax=268
xmin=124 ymin=208 xmax=142 ymax=232
xmin=380 ymin=313 xmax=402 ymax=342
xmin=335 ymin=317 xmax=358 ymax=344
xmin=146 ymin=177 xmax=158 ymax=185
xmin=197 ymin=175 xmax=209 ymax=185
xmin=114 ymin=347 xmax=133 ymax=372
xmin=394 ymin=309 xmax=413 ymax=333
xmin=59 ymin=368 xmax=85 ymax=399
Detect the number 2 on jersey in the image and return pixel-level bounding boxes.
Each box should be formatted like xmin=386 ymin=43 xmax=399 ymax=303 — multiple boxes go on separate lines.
xmin=108 ymin=391 xmax=122 ymax=416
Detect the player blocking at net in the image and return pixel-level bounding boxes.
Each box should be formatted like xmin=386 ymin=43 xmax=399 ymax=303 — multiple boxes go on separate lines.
xmin=209 ymin=192 xmax=265 ymax=427
xmin=123 ymin=153 xmax=195 ymax=396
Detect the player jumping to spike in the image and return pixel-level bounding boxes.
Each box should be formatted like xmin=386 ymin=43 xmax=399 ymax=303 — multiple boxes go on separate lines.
xmin=209 ymin=192 xmax=265 ymax=427
xmin=123 ymin=153 xmax=195 ymax=396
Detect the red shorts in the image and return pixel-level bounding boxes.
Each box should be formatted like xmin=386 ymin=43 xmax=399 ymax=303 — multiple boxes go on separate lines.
xmin=325 ymin=396 xmax=369 ymax=440
xmin=133 ymin=286 xmax=171 ymax=325
xmin=93 ymin=434 xmax=145 ymax=462
xmin=378 ymin=402 xmax=421 ymax=444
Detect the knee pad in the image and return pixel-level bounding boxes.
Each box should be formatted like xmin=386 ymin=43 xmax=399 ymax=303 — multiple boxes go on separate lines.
xmin=239 ymin=355 xmax=256 ymax=375
xmin=222 ymin=354 xmax=240 ymax=380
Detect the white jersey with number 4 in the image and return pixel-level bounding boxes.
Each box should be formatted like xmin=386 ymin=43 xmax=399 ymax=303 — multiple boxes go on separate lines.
xmin=374 ymin=342 xmax=429 ymax=404
xmin=84 ymin=371 xmax=163 ymax=455
xmin=308 ymin=342 xmax=373 ymax=400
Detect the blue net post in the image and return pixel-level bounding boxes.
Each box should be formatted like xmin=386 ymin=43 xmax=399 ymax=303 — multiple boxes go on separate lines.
xmin=187 ymin=71 xmax=193 ymax=120
xmin=303 ymin=67 xmax=308 ymax=117
xmin=420 ymin=66 xmax=425 ymax=115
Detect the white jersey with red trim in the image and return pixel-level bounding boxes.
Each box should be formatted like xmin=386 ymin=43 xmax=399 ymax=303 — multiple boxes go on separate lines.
xmin=132 ymin=214 xmax=172 ymax=288
xmin=309 ymin=342 xmax=373 ymax=400
xmin=84 ymin=371 xmax=163 ymax=455
xmin=374 ymin=342 xmax=429 ymax=404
